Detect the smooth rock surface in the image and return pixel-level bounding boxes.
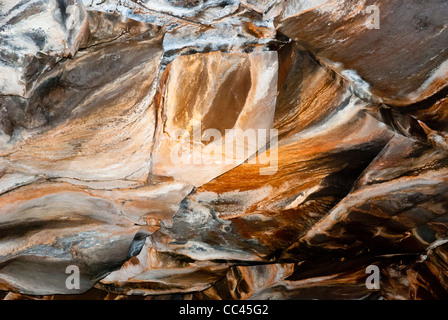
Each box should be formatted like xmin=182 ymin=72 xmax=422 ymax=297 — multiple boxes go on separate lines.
xmin=275 ymin=0 xmax=448 ymax=106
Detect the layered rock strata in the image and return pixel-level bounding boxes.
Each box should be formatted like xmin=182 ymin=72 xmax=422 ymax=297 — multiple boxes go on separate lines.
xmin=0 ymin=0 xmax=447 ymax=300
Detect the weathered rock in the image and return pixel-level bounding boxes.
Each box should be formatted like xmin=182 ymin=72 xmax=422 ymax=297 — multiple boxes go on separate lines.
xmin=275 ymin=0 xmax=448 ymax=106
xmin=0 ymin=181 xmax=143 ymax=294
xmin=152 ymin=50 xmax=278 ymax=186
xmin=1 ymin=0 xmax=448 ymax=300
xmin=150 ymin=43 xmax=394 ymax=263
xmin=0 ymin=0 xmax=89 ymax=96
xmin=96 ymin=239 xmax=229 ymax=295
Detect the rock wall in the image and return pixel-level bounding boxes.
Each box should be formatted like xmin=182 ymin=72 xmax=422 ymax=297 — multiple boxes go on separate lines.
xmin=0 ymin=0 xmax=447 ymax=300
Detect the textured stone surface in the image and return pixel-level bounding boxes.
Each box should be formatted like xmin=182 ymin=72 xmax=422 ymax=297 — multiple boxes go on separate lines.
xmin=152 ymin=50 xmax=278 ymax=186
xmin=275 ymin=0 xmax=448 ymax=106
xmin=1 ymin=0 xmax=448 ymax=300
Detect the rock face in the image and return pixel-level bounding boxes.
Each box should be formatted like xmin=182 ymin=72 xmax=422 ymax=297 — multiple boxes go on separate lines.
xmin=275 ymin=0 xmax=448 ymax=106
xmin=0 ymin=0 xmax=447 ymax=300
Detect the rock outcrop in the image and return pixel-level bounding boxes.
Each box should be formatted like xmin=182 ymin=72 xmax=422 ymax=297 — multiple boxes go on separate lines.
xmin=0 ymin=0 xmax=447 ymax=300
